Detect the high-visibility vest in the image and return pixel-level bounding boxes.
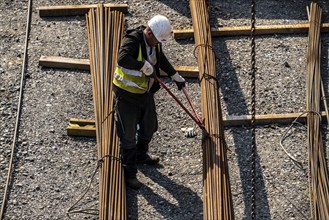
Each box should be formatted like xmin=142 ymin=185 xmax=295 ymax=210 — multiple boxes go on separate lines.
xmin=113 ymin=45 xmax=149 ymax=94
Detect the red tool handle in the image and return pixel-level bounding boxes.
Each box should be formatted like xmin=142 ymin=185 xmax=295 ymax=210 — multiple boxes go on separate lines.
xmin=182 ymin=87 xmax=203 ymax=125
xmin=155 ymin=76 xmax=206 ymax=131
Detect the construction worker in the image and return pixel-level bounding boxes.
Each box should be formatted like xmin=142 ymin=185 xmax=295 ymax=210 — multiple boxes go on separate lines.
xmin=113 ymin=15 xmax=186 ymax=189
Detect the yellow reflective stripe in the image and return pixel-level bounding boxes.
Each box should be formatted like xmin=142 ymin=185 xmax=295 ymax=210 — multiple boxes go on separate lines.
xmin=114 ymin=74 xmax=147 ymax=90
xmin=113 ymin=76 xmax=146 ymax=94
xmin=113 ymin=44 xmax=150 ymax=94
xmin=117 ymin=64 xmax=142 ymax=77
xmin=115 ymin=67 xmax=148 ymax=88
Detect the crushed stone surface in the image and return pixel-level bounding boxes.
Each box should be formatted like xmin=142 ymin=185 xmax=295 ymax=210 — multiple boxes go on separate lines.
xmin=1 ymin=0 xmax=329 ymax=219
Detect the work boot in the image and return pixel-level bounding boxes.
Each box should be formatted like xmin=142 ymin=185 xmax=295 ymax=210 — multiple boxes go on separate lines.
xmin=137 ymin=154 xmax=159 ymax=165
xmin=126 ymin=177 xmax=142 ymax=190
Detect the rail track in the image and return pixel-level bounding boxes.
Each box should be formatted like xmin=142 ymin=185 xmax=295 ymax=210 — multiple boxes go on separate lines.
xmin=0 ymin=0 xmax=32 ymax=218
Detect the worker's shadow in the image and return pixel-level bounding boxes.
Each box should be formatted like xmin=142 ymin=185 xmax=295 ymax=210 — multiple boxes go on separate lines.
xmin=126 ymin=165 xmax=203 ymax=220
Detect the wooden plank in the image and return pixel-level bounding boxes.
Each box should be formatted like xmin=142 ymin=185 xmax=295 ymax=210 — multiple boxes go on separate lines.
xmin=67 ymin=112 xmax=328 ymax=137
xmin=37 ymin=4 xmax=128 ymax=17
xmin=162 ymin=66 xmax=198 ymax=78
xmin=70 ymin=118 xmax=95 ymax=126
xmin=39 ymin=56 xmax=90 ymax=70
xmin=224 ymin=111 xmax=327 ymax=126
xmin=174 ymin=23 xmax=329 ymax=39
xmin=39 ymin=55 xmax=199 ymax=78
xmin=67 ymin=125 xmax=96 ymax=137
xmin=67 ymin=118 xmax=96 ymax=137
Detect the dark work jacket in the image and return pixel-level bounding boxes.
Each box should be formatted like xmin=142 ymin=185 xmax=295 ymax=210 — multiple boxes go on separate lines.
xmin=113 ymin=26 xmax=176 ymax=106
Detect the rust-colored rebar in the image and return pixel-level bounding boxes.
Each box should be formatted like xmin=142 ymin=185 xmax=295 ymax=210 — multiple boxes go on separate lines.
xmin=189 ymin=1 xmax=234 ymax=219
xmin=306 ymin=3 xmax=329 ymax=220
xmin=86 ymin=4 xmax=126 ymax=219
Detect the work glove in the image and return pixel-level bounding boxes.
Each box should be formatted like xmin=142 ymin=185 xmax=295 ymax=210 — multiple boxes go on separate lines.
xmin=140 ymin=60 xmax=154 ymax=76
xmin=171 ymin=72 xmax=186 ymax=90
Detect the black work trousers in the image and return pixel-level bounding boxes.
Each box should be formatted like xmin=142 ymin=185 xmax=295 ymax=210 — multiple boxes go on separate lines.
xmin=114 ymin=92 xmax=158 ymax=178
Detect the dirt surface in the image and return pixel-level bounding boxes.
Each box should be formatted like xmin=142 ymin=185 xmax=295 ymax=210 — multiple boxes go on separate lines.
xmin=1 ymin=0 xmax=329 ymax=219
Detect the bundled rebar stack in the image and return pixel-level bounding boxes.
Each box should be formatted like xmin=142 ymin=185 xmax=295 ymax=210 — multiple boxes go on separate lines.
xmin=189 ymin=1 xmax=234 ymax=219
xmin=306 ymin=3 xmax=329 ymax=219
xmin=86 ymin=5 xmax=126 ymax=219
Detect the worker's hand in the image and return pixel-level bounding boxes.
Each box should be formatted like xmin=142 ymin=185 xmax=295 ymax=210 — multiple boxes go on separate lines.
xmin=140 ymin=60 xmax=154 ymax=76
xmin=171 ymin=72 xmax=186 ymax=90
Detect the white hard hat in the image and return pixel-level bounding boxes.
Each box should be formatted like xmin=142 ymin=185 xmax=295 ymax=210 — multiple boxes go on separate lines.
xmin=147 ymin=15 xmax=172 ymax=43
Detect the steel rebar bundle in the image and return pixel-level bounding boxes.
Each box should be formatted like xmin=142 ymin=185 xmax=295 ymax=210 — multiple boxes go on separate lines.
xmin=189 ymin=0 xmax=234 ymax=219
xmin=86 ymin=5 xmax=126 ymax=219
xmin=306 ymin=3 xmax=329 ymax=220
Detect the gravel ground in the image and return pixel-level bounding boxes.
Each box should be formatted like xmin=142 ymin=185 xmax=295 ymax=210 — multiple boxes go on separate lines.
xmin=1 ymin=0 xmax=329 ymax=219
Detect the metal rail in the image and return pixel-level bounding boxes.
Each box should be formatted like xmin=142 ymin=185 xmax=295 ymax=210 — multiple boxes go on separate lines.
xmin=0 ymin=0 xmax=32 ymax=218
